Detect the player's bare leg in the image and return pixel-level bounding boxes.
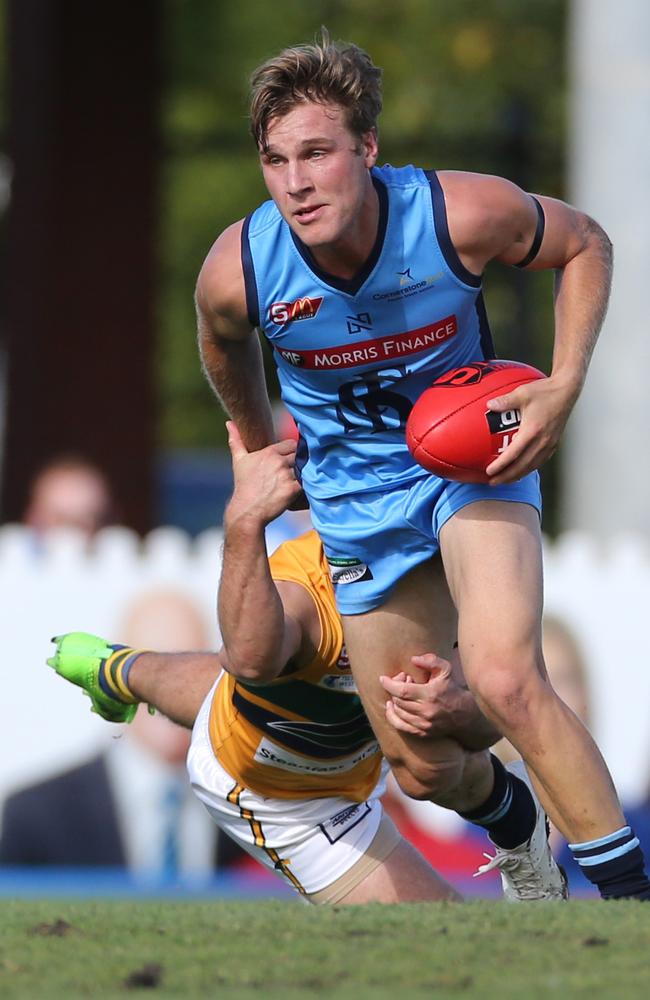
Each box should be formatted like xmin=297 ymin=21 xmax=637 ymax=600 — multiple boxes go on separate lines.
xmin=342 ymin=559 xmax=496 ymax=815
xmin=341 ymin=557 xmax=493 ymax=810
xmin=439 ymin=499 xmax=624 ymax=842
xmin=342 ymin=555 xmax=568 ymax=900
xmin=330 ymin=838 xmax=461 ymax=904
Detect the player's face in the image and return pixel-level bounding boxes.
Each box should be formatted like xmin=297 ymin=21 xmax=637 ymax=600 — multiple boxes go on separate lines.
xmin=259 ymin=102 xmax=378 ymax=256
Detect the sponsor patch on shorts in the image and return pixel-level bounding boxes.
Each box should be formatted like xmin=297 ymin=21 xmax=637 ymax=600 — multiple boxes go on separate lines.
xmin=318 ymin=675 xmax=358 ymax=693
xmin=327 ymin=557 xmax=374 ymax=585
xmin=254 ymin=737 xmax=379 ymax=775
xmin=319 ymin=802 xmax=372 ymax=844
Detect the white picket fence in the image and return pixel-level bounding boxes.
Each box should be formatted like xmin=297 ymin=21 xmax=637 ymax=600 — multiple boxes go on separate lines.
xmin=1 ymin=525 xmax=650 ymax=807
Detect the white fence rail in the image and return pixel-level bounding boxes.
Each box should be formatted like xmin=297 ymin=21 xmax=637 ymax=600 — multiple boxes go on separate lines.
xmin=1 ymin=525 xmax=649 ymax=807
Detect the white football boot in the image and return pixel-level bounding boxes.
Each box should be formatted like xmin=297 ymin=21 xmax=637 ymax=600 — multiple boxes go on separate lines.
xmin=475 ymin=759 xmax=569 ymax=901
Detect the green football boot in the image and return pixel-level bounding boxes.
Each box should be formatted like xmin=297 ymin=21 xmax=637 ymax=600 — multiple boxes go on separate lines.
xmin=47 ymin=631 xmax=138 ymax=724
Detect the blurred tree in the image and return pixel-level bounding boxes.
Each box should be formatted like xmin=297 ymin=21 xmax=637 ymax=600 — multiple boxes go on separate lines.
xmin=159 ymin=0 xmax=567 ymax=528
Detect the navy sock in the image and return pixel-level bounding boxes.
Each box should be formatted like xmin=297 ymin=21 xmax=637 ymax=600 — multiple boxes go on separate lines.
xmin=570 ymin=826 xmax=650 ymax=899
xmin=460 ymin=755 xmax=537 ymax=849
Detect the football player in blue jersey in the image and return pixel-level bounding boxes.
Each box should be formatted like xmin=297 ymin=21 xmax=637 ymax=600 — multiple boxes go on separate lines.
xmin=195 ymin=32 xmax=650 ymax=900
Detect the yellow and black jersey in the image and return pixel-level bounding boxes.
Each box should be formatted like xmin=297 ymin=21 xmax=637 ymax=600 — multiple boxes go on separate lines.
xmin=209 ymin=530 xmax=381 ymax=801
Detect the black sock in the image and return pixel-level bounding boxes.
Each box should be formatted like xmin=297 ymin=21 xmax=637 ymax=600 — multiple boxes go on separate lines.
xmin=570 ymin=827 xmax=650 ymax=899
xmin=460 ymin=755 xmax=537 ymax=849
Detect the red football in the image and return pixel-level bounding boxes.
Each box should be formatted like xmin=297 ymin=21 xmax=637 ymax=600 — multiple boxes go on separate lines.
xmin=406 ymin=360 xmax=546 ymax=483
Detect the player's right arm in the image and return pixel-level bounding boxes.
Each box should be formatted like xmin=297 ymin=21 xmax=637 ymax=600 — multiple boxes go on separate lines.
xmin=438 ymin=171 xmax=612 ymax=485
xmin=218 ymin=422 xmax=317 ymax=684
xmin=195 ymin=222 xmax=275 ymax=452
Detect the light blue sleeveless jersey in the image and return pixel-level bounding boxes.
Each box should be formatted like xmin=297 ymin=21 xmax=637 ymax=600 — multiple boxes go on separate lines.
xmin=242 ymin=164 xmax=495 ymax=501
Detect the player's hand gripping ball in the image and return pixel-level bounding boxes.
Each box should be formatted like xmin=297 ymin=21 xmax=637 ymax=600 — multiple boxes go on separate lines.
xmin=406 ymin=360 xmax=546 ymax=483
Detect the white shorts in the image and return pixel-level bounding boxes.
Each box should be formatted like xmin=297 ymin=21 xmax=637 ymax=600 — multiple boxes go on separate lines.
xmin=187 ymin=681 xmax=399 ymax=902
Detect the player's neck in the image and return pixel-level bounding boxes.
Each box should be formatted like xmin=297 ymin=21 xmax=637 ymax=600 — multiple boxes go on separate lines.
xmin=309 ymin=181 xmax=380 ymax=280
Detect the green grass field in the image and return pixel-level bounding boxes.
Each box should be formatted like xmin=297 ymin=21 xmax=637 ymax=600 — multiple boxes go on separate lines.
xmin=2 ymin=899 xmax=649 ymax=999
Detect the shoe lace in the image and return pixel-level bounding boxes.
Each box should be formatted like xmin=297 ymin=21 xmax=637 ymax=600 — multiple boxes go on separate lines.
xmin=474 ymin=846 xmax=562 ymax=899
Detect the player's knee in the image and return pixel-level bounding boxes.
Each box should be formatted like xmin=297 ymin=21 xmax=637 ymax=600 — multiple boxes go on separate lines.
xmin=469 ymin=660 xmax=545 ymax=732
xmin=391 ymin=753 xmax=465 ymax=802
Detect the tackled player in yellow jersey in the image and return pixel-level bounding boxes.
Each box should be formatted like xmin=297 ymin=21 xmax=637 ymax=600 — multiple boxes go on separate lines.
xmin=50 ymin=424 xmax=566 ymax=903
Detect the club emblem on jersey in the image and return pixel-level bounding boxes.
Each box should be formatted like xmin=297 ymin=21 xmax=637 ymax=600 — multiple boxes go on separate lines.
xmin=346 ymin=312 xmax=373 ymax=335
xmin=269 ymin=296 xmax=323 ymax=326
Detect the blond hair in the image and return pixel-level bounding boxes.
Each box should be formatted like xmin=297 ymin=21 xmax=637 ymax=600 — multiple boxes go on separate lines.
xmin=249 ymin=30 xmax=383 ymax=149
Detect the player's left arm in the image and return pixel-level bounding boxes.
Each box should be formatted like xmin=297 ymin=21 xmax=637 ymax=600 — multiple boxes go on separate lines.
xmin=379 ymin=651 xmax=501 ymax=751
xmin=440 ymin=171 xmax=613 ymax=484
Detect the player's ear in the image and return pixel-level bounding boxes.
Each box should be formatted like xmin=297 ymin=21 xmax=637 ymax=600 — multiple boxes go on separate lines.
xmin=360 ymin=128 xmax=378 ymax=168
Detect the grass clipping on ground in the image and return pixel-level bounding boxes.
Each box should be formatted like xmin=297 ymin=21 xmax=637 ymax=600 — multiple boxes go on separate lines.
xmin=1 ymin=898 xmax=650 ymax=999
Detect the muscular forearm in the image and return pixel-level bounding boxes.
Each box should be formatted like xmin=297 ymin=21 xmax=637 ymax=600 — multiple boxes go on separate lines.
xmin=198 ymin=324 xmax=275 ymax=451
xmin=128 ymin=652 xmax=221 ymax=728
xmin=551 ymin=215 xmax=612 ymax=398
xmin=218 ymin=513 xmax=288 ymax=683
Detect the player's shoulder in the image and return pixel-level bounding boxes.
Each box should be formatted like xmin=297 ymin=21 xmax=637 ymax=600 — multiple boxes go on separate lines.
xmin=197 ymin=219 xmax=245 ymax=292
xmin=375 ymin=163 xmax=525 ymax=206
xmin=269 ymin=529 xmax=324 ymax=584
xmin=437 ymin=170 xmax=535 ymax=242
xmin=197 ymin=196 xmax=283 ymax=321
xmin=437 ymin=170 xmax=538 ymax=268
xmin=245 ymin=197 xmax=283 ymax=238
xmin=270 ymin=530 xmax=342 ymax=669
xmin=437 ymin=170 xmax=529 ymax=224
xmin=373 ymin=163 xmax=427 ymax=189
xmin=196 ymin=219 xmax=249 ymax=324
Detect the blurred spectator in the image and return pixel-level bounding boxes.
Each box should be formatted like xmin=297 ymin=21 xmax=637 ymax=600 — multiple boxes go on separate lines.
xmin=0 ymin=588 xmax=244 ymax=877
xmin=22 ymin=454 xmax=117 ymax=539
